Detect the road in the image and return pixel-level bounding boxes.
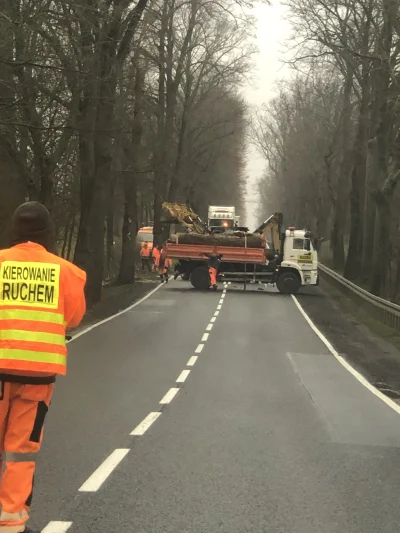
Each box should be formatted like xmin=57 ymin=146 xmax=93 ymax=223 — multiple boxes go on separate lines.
xmin=29 ymin=281 xmax=400 ymax=532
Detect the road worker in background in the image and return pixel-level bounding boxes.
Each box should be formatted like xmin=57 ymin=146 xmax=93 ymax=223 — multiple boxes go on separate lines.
xmin=151 ymin=245 xmax=161 ymax=272
xmin=158 ymin=244 xmax=172 ymax=283
xmin=139 ymin=242 xmax=151 ymax=272
xmin=0 ymin=202 xmax=86 ymax=533
xmin=204 ymin=247 xmax=223 ymax=291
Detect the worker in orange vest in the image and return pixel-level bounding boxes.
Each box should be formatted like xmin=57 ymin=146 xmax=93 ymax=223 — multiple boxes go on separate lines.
xmin=158 ymin=245 xmax=172 ymax=283
xmin=0 ymin=202 xmax=86 ymax=533
xmin=151 ymin=245 xmax=161 ymax=271
xmin=140 ymin=242 xmax=151 ymax=272
xmin=203 ymin=247 xmax=223 ymax=291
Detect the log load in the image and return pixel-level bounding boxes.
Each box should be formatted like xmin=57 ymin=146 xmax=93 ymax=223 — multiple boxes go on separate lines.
xmin=168 ymin=232 xmax=266 ymax=248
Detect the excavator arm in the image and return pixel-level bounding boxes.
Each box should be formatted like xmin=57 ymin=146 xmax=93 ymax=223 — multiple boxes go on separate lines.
xmin=253 ymin=212 xmax=283 ymax=252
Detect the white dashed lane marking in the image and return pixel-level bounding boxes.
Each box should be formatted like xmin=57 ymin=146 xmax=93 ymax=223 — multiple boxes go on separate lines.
xmin=79 ymin=449 xmax=130 ymax=492
xmin=214 ymin=311 xmax=219 ymax=317
xmin=202 ymin=333 xmax=209 ymax=341
xmin=187 ymin=356 xmax=198 ymax=366
xmin=160 ymin=388 xmax=179 ymax=405
xmin=42 ymin=522 xmax=73 ymax=533
xmin=195 ymin=343 xmax=204 ymax=353
xmin=206 ymin=324 xmax=213 ymax=331
xmin=130 ymin=412 xmax=161 ymax=436
xmin=176 ymin=369 xmax=191 ymax=383
xmin=210 ymin=317 xmax=216 ymax=323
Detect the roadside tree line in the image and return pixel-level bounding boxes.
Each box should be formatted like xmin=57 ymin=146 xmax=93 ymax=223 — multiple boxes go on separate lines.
xmin=254 ymin=0 xmax=400 ymax=302
xmin=0 ymin=0 xmax=255 ymax=305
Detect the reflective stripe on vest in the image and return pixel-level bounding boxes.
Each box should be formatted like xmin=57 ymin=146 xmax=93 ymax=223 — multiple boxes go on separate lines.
xmin=0 ymin=349 xmax=65 ymax=366
xmin=0 ymin=330 xmax=65 ymax=346
xmin=0 ymin=309 xmax=65 ymax=325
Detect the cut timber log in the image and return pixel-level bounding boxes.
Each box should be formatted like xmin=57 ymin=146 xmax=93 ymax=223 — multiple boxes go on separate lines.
xmin=168 ymin=232 xmax=265 ymax=248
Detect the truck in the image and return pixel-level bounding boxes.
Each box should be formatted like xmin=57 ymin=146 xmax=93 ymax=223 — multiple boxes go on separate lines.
xmin=208 ymin=206 xmax=236 ymax=232
xmin=164 ymin=207 xmax=319 ymax=294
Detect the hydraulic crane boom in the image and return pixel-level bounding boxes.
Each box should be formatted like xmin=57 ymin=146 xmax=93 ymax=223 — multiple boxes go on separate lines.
xmin=253 ymin=212 xmax=283 ymax=252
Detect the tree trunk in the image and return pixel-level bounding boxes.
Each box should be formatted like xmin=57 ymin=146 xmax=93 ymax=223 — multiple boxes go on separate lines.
xmin=66 ymin=214 xmax=76 ymax=261
xmin=344 ymin=74 xmax=369 ymax=281
xmin=370 ymin=195 xmax=391 ymax=295
xmin=61 ymin=218 xmax=71 ymax=258
xmin=118 ymin=172 xmax=138 ymax=284
xmin=118 ymin=60 xmax=143 ymax=284
xmin=331 ymin=69 xmax=353 ymax=272
xmin=106 ymin=182 xmax=115 ymax=279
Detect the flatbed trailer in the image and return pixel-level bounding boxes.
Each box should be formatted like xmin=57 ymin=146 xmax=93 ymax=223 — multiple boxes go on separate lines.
xmin=166 ymin=242 xmax=273 ymax=289
xmin=166 ymin=228 xmax=319 ymax=294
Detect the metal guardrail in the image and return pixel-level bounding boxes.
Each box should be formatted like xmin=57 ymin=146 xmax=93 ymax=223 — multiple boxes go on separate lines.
xmin=318 ymin=263 xmax=400 ymax=331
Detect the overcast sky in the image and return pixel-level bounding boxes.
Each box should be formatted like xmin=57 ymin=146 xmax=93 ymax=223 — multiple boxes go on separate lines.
xmin=243 ymin=0 xmax=291 ymax=229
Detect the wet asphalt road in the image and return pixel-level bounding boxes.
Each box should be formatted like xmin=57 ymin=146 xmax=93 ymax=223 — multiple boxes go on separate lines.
xmin=30 ymin=281 xmax=400 ymax=532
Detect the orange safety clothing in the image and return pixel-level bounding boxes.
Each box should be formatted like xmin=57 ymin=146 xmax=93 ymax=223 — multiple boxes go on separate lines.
xmin=0 ymin=242 xmax=86 ymax=377
xmin=0 ymin=382 xmax=53 ymax=533
xmin=209 ymin=267 xmax=217 ymax=286
xmin=152 ymin=248 xmax=160 ymax=267
xmin=159 ymin=258 xmax=172 ymax=275
xmin=0 ymin=241 xmax=86 ymax=533
xmin=140 ymin=246 xmax=150 ymax=258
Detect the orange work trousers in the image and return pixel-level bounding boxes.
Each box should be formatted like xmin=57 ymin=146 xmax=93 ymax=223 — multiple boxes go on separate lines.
xmin=0 ymin=382 xmax=53 ymax=533
xmin=209 ymin=267 xmax=217 ymax=286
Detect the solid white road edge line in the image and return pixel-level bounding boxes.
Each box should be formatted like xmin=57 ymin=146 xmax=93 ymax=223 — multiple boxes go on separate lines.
xmin=42 ymin=522 xmax=73 ymax=533
xmin=291 ymin=294 xmax=400 ymax=416
xmin=206 ymin=323 xmax=213 ymax=331
xmin=187 ymin=356 xmax=198 ymax=366
xmin=202 ymin=333 xmax=209 ymax=341
xmin=195 ymin=343 xmax=204 ymax=353
xmin=176 ymin=369 xmax=190 ymax=383
xmin=210 ymin=317 xmax=216 ymax=323
xmin=130 ymin=412 xmax=161 ymax=436
xmin=160 ymin=388 xmax=179 ymax=404
xmin=214 ymin=311 xmax=219 ymax=316
xmin=79 ymin=449 xmax=130 ymax=492
xmin=69 ymin=283 xmax=164 ymax=343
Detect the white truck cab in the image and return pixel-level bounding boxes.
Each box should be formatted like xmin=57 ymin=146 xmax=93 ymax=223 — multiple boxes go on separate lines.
xmin=276 ymin=226 xmax=319 ymax=293
xmin=208 ymin=206 xmax=236 ymax=231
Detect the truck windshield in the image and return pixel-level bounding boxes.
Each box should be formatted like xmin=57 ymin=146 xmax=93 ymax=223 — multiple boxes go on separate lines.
xmin=293 ymin=238 xmax=311 ymax=250
xmin=209 ymin=219 xmax=234 ymax=228
xmin=137 ymin=232 xmax=154 ymax=242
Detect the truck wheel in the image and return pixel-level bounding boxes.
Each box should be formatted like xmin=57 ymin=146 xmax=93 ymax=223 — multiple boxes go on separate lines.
xmin=276 ymin=271 xmax=301 ymax=294
xmin=190 ymin=266 xmax=210 ymax=290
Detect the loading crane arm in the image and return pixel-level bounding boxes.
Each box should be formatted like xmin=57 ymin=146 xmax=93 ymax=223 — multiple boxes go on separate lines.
xmin=253 ymin=212 xmax=283 ymax=252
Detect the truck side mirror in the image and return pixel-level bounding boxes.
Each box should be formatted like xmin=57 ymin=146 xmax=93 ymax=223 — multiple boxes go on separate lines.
xmin=305 ymin=239 xmax=311 ymax=251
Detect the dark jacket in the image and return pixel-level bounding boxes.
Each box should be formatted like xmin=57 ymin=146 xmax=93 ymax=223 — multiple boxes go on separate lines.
xmin=205 ymin=253 xmax=223 ymax=270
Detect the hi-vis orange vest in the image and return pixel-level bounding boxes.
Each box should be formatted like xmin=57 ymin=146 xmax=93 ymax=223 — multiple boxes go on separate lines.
xmin=140 ymin=247 xmax=150 ymax=258
xmin=0 ymin=242 xmax=86 ymax=376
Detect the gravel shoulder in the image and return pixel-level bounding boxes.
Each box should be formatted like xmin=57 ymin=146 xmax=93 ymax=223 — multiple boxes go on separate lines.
xmin=297 ymin=279 xmax=400 ymax=400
